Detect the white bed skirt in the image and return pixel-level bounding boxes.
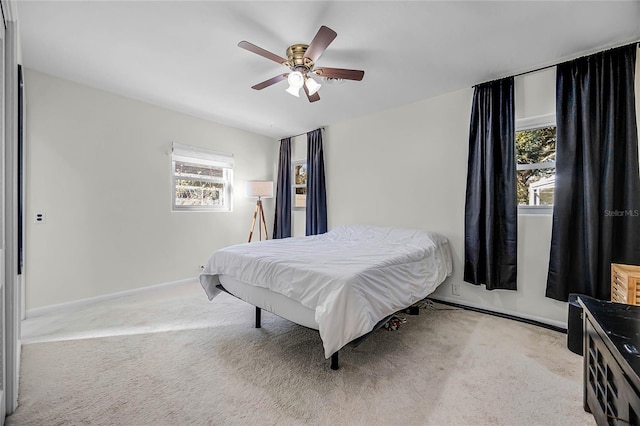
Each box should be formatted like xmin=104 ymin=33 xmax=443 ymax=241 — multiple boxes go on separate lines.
xmin=219 ymin=275 xmax=319 ymax=330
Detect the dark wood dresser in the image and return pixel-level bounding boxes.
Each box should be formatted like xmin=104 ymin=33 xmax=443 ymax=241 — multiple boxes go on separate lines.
xmin=579 ymin=296 xmax=640 ymax=425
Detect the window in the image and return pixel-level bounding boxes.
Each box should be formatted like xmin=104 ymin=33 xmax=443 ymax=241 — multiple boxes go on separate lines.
xmin=292 ymin=160 xmax=307 ymax=209
xmin=171 ymin=143 xmax=233 ymax=212
xmin=516 ymin=113 xmax=556 ymax=214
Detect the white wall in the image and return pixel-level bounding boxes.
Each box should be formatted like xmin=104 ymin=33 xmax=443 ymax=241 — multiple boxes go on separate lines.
xmin=324 ymin=69 xmax=566 ymax=328
xmin=515 ymin=68 xmax=555 ymax=118
xmin=24 ymin=69 xmax=277 ymax=311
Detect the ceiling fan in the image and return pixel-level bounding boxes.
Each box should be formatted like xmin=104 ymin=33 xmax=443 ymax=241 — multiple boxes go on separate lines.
xmin=238 ymin=26 xmax=365 ymax=103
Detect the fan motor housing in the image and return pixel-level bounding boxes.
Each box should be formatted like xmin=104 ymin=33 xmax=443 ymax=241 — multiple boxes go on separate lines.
xmin=286 ymin=44 xmax=314 ymax=70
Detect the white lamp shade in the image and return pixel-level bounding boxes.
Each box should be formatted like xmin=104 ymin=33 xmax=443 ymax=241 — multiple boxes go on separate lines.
xmin=246 ymin=180 xmax=274 ymax=198
xmin=285 ymin=85 xmax=301 ymax=97
xmin=286 ymin=71 xmax=304 ymax=97
xmin=287 ymin=71 xmax=304 ymax=88
xmin=305 ymin=77 xmax=321 ymax=95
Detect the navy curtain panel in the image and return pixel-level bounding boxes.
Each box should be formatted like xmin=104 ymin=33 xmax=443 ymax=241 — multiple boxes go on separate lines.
xmin=464 ymin=77 xmax=518 ymax=290
xmin=306 ymin=128 xmax=327 ymax=235
xmin=546 ymin=44 xmax=640 ymax=302
xmin=273 ymin=137 xmax=292 ymax=239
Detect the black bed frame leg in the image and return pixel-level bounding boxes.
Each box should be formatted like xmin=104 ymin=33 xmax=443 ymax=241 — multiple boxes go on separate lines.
xmin=330 ymin=352 xmax=339 ymax=370
xmin=255 ymin=306 xmax=261 ymax=328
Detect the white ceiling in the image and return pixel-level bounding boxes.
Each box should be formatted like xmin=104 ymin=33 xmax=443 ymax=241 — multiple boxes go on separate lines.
xmin=16 ymin=1 xmax=640 ymax=139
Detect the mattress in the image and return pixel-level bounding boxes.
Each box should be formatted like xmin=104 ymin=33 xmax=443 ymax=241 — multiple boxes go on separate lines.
xmin=200 ymin=224 xmax=453 ymax=358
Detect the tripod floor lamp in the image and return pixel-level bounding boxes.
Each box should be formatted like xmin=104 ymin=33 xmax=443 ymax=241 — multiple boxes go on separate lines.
xmin=246 ymin=180 xmax=273 ymax=243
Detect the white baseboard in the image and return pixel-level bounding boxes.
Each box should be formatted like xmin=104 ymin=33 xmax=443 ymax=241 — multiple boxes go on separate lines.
xmin=25 ymin=277 xmax=199 ymax=319
xmin=429 ymin=294 xmax=568 ymax=330
xmin=19 ymin=273 xmax=25 ymax=321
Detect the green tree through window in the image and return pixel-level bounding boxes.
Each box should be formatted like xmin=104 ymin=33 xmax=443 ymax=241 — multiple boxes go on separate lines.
xmin=516 ymin=126 xmax=556 ymax=206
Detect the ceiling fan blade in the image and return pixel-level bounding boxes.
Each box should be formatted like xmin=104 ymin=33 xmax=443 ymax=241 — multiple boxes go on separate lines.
xmin=304 ymin=26 xmax=337 ymax=62
xmin=251 ymin=74 xmax=288 ymax=90
xmin=314 ymin=67 xmax=365 ymax=81
xmin=238 ymin=41 xmax=288 ymax=65
xmin=303 ymin=84 xmax=320 ymax=103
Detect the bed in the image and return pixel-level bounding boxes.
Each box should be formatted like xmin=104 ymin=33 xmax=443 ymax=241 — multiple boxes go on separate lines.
xmin=199 ymin=224 xmax=453 ymax=369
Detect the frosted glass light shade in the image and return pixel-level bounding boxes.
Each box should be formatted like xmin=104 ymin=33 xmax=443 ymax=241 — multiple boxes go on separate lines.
xmin=246 ymin=180 xmax=274 ymax=198
xmin=286 ymin=71 xmax=304 ymax=97
xmin=305 ymin=77 xmax=321 ymax=95
xmin=287 ymin=71 xmax=304 ymax=88
xmin=285 ymin=85 xmax=301 ymax=97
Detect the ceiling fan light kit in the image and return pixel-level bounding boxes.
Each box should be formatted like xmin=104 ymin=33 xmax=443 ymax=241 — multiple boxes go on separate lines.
xmin=285 ymin=74 xmax=302 ymax=97
xmin=286 ymin=70 xmax=305 ymax=97
xmin=324 ymin=77 xmax=344 ymax=85
xmin=285 ymin=86 xmax=300 ymax=97
xmin=238 ymin=26 xmax=365 ymax=103
xmin=304 ymin=76 xmax=321 ymax=96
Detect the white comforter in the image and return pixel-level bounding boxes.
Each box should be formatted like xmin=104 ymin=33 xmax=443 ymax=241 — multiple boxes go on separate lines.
xmin=199 ymin=225 xmax=452 ymax=358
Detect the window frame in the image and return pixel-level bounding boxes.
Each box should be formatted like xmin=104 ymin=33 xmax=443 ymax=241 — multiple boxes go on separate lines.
xmin=292 ymin=159 xmax=307 ymax=211
xmin=171 ymin=143 xmax=234 ymax=212
xmin=516 ymin=113 xmax=556 ymax=215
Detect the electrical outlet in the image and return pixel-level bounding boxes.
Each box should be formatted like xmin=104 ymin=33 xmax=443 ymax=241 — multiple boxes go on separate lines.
xmin=452 ymin=282 xmax=461 ymax=296
xmin=34 ymin=212 xmax=46 ymax=223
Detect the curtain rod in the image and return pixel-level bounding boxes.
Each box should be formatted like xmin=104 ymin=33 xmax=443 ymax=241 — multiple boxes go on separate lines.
xmin=282 ymin=126 xmax=325 ymax=141
xmin=473 ymin=41 xmax=639 ymax=88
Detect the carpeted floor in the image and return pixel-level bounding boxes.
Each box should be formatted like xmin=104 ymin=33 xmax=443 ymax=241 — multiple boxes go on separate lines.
xmin=8 ymin=282 xmax=593 ymax=425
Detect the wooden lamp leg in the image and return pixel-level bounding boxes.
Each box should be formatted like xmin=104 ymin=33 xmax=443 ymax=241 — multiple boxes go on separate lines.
xmin=248 ymin=201 xmax=259 ymax=243
xmin=259 ymin=200 xmax=269 ymax=240
xmin=248 ymin=197 xmax=270 ymax=243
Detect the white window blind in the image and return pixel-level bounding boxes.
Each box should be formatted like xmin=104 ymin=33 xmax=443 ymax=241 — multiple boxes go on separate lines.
xmin=172 ymin=143 xmax=234 ymax=168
